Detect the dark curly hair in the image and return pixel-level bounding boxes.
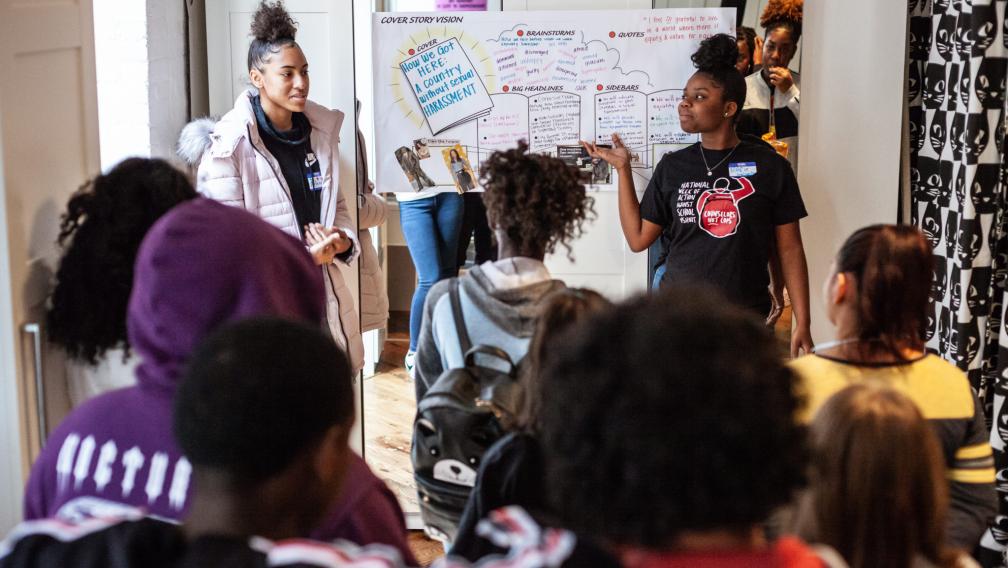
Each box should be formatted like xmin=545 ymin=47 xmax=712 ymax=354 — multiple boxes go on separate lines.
xmin=691 ymin=33 xmax=747 ymax=123
xmin=248 ymin=1 xmax=299 ymax=71
xmin=538 ymin=286 xmax=808 ymax=547
xmin=47 ymin=158 xmax=197 ymax=364
xmin=479 ymin=141 xmax=594 ymax=260
xmin=761 ymin=0 xmax=803 ymax=42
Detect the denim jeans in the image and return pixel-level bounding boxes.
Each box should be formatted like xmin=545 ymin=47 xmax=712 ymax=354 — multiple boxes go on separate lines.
xmin=399 ymin=193 xmax=464 ymax=351
xmin=652 ymin=264 xmax=666 ymax=291
xmin=456 ymin=192 xmax=497 ymax=269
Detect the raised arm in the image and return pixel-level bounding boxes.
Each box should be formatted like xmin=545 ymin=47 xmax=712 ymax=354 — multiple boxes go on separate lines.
xmin=582 ymin=134 xmax=662 ymax=252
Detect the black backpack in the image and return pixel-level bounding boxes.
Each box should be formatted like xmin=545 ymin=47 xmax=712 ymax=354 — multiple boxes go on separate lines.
xmin=411 ymin=280 xmax=523 ymax=543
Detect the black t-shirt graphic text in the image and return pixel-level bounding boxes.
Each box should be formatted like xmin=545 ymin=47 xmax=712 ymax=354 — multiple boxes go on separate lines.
xmin=640 ymin=139 xmax=807 ymax=312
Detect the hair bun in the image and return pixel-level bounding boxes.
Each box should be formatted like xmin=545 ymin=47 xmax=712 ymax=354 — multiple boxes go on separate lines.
xmin=760 ymin=0 xmax=803 ymax=27
xmin=691 ymin=33 xmax=739 ymax=73
xmin=250 ymin=1 xmax=297 ymax=43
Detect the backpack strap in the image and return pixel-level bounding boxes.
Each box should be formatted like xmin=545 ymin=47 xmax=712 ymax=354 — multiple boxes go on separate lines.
xmin=449 ymin=279 xmax=473 ymax=355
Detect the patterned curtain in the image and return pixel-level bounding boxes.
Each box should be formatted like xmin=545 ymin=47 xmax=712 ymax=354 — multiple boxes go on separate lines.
xmin=908 ymin=0 xmax=1008 ymax=563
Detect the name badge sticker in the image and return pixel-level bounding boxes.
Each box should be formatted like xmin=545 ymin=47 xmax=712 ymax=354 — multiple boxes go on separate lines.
xmin=306 ymin=173 xmax=324 ymax=191
xmin=728 ymin=162 xmax=757 ymax=177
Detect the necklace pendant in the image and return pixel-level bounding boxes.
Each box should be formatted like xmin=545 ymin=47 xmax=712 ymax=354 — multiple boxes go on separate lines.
xmin=706 ymin=170 xmax=712 ymax=176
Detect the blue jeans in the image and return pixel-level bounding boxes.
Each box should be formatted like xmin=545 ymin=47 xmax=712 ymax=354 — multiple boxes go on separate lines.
xmin=652 ymin=264 xmax=666 ymax=291
xmin=399 ymin=193 xmax=464 ymax=351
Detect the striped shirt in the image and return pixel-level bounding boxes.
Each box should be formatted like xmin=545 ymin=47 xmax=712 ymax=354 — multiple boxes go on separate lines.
xmin=790 ymin=353 xmax=997 ymax=549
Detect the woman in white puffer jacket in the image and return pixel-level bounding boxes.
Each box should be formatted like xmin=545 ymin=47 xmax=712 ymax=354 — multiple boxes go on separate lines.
xmin=184 ymin=2 xmax=363 ymax=371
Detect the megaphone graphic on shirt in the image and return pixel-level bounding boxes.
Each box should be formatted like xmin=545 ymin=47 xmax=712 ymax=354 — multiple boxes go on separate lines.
xmin=696 ymin=177 xmax=755 ymax=238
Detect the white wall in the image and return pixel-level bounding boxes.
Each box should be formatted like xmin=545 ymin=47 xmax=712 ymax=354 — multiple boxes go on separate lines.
xmin=146 ymin=0 xmax=189 ymax=160
xmin=798 ymin=0 xmax=906 ymax=342
xmin=93 ymin=0 xmax=189 ymax=170
xmin=93 ymin=0 xmax=150 ymax=169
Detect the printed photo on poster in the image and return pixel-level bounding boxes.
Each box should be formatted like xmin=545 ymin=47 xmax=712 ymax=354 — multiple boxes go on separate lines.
xmin=443 ymin=144 xmax=477 ymax=194
xmin=557 ymin=144 xmax=611 ymax=185
xmin=395 ymin=146 xmax=437 ymax=190
xmin=413 ymin=138 xmax=431 ymax=159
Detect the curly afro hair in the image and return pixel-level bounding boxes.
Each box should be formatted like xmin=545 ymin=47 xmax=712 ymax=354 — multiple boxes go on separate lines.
xmin=538 ymin=286 xmax=808 ymax=547
xmin=479 ymin=140 xmax=594 ymax=260
xmin=761 ymin=0 xmax=803 ymax=41
xmin=690 ymin=33 xmax=746 ymax=122
xmin=47 ymin=158 xmax=197 ymax=364
xmin=247 ymin=1 xmax=299 ymax=71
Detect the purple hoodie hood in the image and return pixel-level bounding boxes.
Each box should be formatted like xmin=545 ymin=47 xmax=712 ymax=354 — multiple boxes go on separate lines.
xmin=127 ymin=198 xmax=323 ymax=393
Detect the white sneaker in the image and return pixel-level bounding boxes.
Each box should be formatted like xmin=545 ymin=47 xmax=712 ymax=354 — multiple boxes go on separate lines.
xmin=404 ymin=351 xmax=416 ymax=379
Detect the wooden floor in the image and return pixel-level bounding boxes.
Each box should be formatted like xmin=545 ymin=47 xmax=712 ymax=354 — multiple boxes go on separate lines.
xmin=363 ymin=312 xmax=445 ymax=565
xmin=363 ymin=322 xmax=418 ymax=514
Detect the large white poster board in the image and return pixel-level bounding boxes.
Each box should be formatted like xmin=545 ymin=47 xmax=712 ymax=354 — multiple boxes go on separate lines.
xmin=373 ymin=8 xmax=734 ymax=193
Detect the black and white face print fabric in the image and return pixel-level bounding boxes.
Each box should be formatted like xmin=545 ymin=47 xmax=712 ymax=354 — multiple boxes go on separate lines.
xmin=909 ymin=0 xmax=1008 ymax=565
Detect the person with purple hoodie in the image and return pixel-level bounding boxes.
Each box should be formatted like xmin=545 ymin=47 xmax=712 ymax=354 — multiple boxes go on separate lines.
xmin=21 ymin=198 xmax=415 ymax=563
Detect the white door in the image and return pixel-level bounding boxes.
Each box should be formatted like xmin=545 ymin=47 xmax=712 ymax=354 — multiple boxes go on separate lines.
xmin=0 ymin=0 xmax=100 ymax=531
xmin=503 ymin=0 xmax=651 ymax=298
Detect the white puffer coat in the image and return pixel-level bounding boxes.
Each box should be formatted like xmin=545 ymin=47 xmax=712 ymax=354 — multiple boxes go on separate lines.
xmin=193 ymin=90 xmax=364 ymax=372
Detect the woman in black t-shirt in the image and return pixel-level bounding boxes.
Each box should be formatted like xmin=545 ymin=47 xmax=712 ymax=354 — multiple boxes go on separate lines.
xmin=583 ymin=34 xmax=812 ymax=356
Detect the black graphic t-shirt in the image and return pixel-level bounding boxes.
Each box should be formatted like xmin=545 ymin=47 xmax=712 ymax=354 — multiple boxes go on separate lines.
xmin=640 ymin=139 xmax=807 ymax=312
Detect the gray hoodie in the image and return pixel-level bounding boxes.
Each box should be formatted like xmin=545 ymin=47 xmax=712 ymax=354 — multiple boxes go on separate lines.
xmin=414 ymin=258 xmax=565 ymax=401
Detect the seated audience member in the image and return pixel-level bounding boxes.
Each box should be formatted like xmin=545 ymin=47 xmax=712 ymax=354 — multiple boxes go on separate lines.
xmin=458 ymin=287 xmax=831 ymax=567
xmin=414 ymin=140 xmax=594 ymax=400
xmin=22 ymin=199 xmax=414 ymax=561
xmin=790 ymin=225 xmax=996 ymax=550
xmin=794 ymin=384 xmax=975 ymax=568
xmin=47 ymin=158 xmax=197 ymax=406
xmin=448 ymin=288 xmax=611 ymax=560
xmin=0 ymin=318 xmax=407 ymax=567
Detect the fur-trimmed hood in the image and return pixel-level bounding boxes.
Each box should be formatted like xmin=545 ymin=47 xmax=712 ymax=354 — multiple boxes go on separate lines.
xmin=175 ymin=117 xmax=217 ymax=166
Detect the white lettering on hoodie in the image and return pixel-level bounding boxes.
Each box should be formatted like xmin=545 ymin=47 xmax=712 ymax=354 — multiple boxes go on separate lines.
xmin=93 ymin=441 xmax=117 ymax=492
xmin=121 ymin=446 xmax=145 ymax=498
xmin=72 ymin=436 xmax=96 ymax=490
xmin=55 ymin=434 xmax=81 ymax=493
xmin=52 ymin=434 xmax=192 ymax=514
xmin=145 ymin=453 xmax=169 ymax=504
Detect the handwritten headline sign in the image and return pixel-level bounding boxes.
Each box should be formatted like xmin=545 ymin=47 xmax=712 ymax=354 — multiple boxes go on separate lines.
xmin=400 ymin=38 xmax=493 ymax=135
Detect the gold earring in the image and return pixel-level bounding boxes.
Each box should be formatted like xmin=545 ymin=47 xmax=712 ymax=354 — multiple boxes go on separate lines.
xmin=723 ymin=112 xmax=729 ymax=118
